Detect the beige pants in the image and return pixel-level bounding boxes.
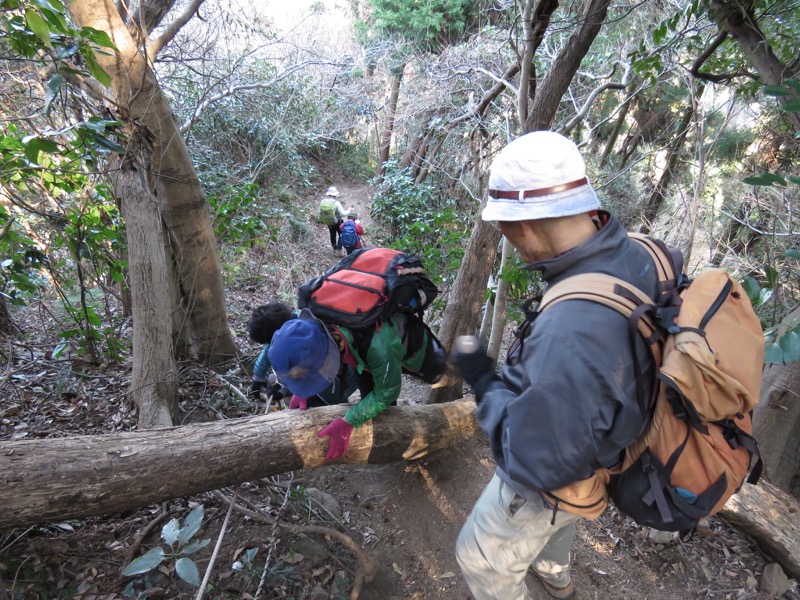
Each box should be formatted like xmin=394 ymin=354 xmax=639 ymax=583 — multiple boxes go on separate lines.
xmin=456 ymin=473 xmax=580 ymax=600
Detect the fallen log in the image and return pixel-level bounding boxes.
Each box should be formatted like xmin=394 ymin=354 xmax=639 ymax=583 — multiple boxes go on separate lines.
xmin=0 ymin=400 xmax=478 ymax=530
xmin=719 ymin=479 xmax=800 ymax=579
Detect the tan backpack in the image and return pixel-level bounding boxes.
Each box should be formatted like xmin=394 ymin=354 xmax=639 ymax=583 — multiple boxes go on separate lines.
xmin=537 ymin=235 xmax=764 ymax=531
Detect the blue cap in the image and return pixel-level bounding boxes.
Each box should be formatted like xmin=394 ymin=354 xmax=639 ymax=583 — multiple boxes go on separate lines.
xmin=268 ymin=309 xmax=340 ymax=398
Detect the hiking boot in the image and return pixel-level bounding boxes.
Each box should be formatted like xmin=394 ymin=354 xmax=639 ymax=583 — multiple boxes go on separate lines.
xmin=531 ymin=571 xmax=575 ymax=599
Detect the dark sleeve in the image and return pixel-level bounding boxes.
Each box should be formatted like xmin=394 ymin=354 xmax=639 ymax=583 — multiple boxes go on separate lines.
xmin=476 ymin=301 xmax=650 ymax=492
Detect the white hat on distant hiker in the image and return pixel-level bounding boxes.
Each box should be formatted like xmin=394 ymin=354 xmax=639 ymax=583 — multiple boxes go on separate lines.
xmin=483 ymin=131 xmax=599 ymax=223
xmin=326 ymin=186 xmax=340 ymax=197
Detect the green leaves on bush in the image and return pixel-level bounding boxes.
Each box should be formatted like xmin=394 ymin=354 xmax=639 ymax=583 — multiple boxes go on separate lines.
xmin=743 ymin=250 xmax=800 ymax=366
xmin=370 ymin=162 xmax=470 ymax=285
xmin=764 ymin=325 xmax=800 ymax=365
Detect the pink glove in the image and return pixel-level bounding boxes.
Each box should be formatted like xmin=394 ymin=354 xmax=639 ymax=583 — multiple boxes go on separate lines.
xmin=289 ymin=395 xmax=308 ymax=410
xmin=317 ymin=418 xmax=354 ymax=461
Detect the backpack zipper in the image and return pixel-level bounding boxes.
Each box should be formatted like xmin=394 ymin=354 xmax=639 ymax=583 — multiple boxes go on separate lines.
xmin=699 ymin=277 xmax=732 ymax=330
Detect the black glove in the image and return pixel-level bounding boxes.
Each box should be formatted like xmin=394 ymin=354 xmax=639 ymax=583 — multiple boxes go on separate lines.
xmin=265 ymin=382 xmax=291 ymax=400
xmin=451 ymin=336 xmax=498 ymax=402
xmin=249 ymin=380 xmax=270 ymax=399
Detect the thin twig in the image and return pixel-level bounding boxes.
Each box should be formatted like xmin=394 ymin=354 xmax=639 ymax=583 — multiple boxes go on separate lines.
xmin=212 ymin=490 xmax=377 ymax=600
xmin=214 ymin=372 xmax=251 ymax=404
xmin=254 ymin=480 xmax=292 ymax=600
xmin=0 ymin=526 xmax=34 ymax=554
xmin=195 ymin=488 xmax=238 ymax=600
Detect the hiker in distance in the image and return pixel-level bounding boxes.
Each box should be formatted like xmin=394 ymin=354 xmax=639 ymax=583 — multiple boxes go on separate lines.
xmin=339 ymin=211 xmax=364 ymax=255
xmin=317 ymin=186 xmax=350 ymax=256
xmin=452 ymin=131 xmax=661 ymax=600
xmin=268 ymin=308 xmax=446 ymax=461
xmin=247 ymin=301 xmax=358 ymax=408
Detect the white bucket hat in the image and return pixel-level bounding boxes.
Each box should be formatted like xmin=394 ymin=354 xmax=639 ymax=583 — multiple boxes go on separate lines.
xmin=482 ymin=131 xmax=599 ymax=222
xmin=325 ymin=186 xmax=340 ymax=197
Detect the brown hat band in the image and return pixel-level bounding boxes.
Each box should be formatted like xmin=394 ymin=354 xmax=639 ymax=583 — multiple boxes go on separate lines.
xmin=489 ymin=177 xmax=589 ymax=200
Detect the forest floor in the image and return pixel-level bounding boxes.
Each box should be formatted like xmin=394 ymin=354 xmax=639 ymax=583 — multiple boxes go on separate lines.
xmin=1 ymin=178 xmax=799 ymax=600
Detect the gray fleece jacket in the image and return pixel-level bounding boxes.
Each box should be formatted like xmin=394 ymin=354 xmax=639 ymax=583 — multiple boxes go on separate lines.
xmin=477 ymin=213 xmax=660 ymax=503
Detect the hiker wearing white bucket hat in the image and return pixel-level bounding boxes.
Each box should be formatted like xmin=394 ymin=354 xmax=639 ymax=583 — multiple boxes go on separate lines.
xmin=453 ymin=131 xmax=663 ymax=600
xmin=317 ymin=186 xmax=351 ymax=255
xmin=483 ymin=130 xmax=599 ymax=223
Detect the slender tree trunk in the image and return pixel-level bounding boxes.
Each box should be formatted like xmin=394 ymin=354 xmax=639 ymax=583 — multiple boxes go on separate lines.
xmin=488 ymin=238 xmax=513 ymax=360
xmin=752 ymin=306 xmax=800 ymax=496
xmin=114 ymin=142 xmax=179 ymax=428
xmin=517 ymin=0 xmax=536 ymax=130
xmin=639 ymin=101 xmax=695 ymax=234
xmin=428 ymin=218 xmax=502 ymax=403
xmin=683 ymin=87 xmax=708 ymax=267
xmin=0 ymin=400 xmax=478 ymax=530
xmin=478 ymin=280 xmax=494 ymax=345
xmin=66 ymin=0 xmax=238 ymax=367
xmin=376 ymin=61 xmax=406 ymax=180
xmin=528 ymin=0 xmax=613 ymax=132
xmin=599 ymin=91 xmax=634 ymax=167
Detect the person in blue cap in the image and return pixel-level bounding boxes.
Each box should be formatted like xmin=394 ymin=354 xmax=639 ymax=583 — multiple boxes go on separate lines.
xmin=247 ymin=301 xmax=357 ymax=408
xmin=268 ymin=309 xmax=445 ymax=461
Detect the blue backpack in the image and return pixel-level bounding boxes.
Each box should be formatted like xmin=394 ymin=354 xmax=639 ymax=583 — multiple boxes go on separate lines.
xmin=339 ymin=220 xmax=359 ymax=248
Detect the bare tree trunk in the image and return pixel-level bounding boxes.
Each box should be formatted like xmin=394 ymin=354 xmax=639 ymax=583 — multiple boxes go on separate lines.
xmin=65 ymin=0 xmax=238 ymax=366
xmin=487 ymin=238 xmax=513 ymax=360
xmin=599 ymin=90 xmax=634 ymax=167
xmin=639 ymin=94 xmax=696 ymax=234
xmin=114 ymin=143 xmax=179 ymax=428
xmin=528 ymin=0 xmax=613 ymax=132
xmin=478 ymin=281 xmax=494 ymax=345
xmin=752 ymin=306 xmax=800 ymax=496
xmin=683 ymin=86 xmax=709 ymax=267
xmin=428 ymin=219 xmax=502 ymax=403
xmin=0 ymin=400 xmax=478 ymax=530
xmin=376 ymin=61 xmax=406 ymax=180
xmin=517 ymin=0 xmax=536 ymax=130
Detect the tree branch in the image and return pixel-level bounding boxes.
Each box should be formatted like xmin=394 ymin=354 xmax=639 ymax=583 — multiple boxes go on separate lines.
xmin=146 ymin=0 xmax=206 ymax=57
xmin=560 ymin=63 xmax=631 ymax=135
xmin=450 ymin=62 xmax=520 ymax=127
xmin=179 ymin=60 xmax=347 ymax=135
xmin=691 ymin=30 xmax=735 ymax=82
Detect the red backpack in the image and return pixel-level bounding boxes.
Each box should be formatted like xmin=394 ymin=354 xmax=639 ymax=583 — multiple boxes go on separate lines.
xmin=297 ymin=248 xmax=438 ymax=330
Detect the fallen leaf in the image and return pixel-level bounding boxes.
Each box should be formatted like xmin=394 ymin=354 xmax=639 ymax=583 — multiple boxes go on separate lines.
xmin=393 ymin=563 xmax=403 ymax=576
xmin=436 ymin=571 xmax=456 ymax=579
xmin=282 ymin=552 xmax=304 ymax=564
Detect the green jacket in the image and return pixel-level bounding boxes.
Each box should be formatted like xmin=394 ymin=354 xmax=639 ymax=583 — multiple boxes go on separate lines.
xmin=338 ymin=315 xmax=427 ymax=428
